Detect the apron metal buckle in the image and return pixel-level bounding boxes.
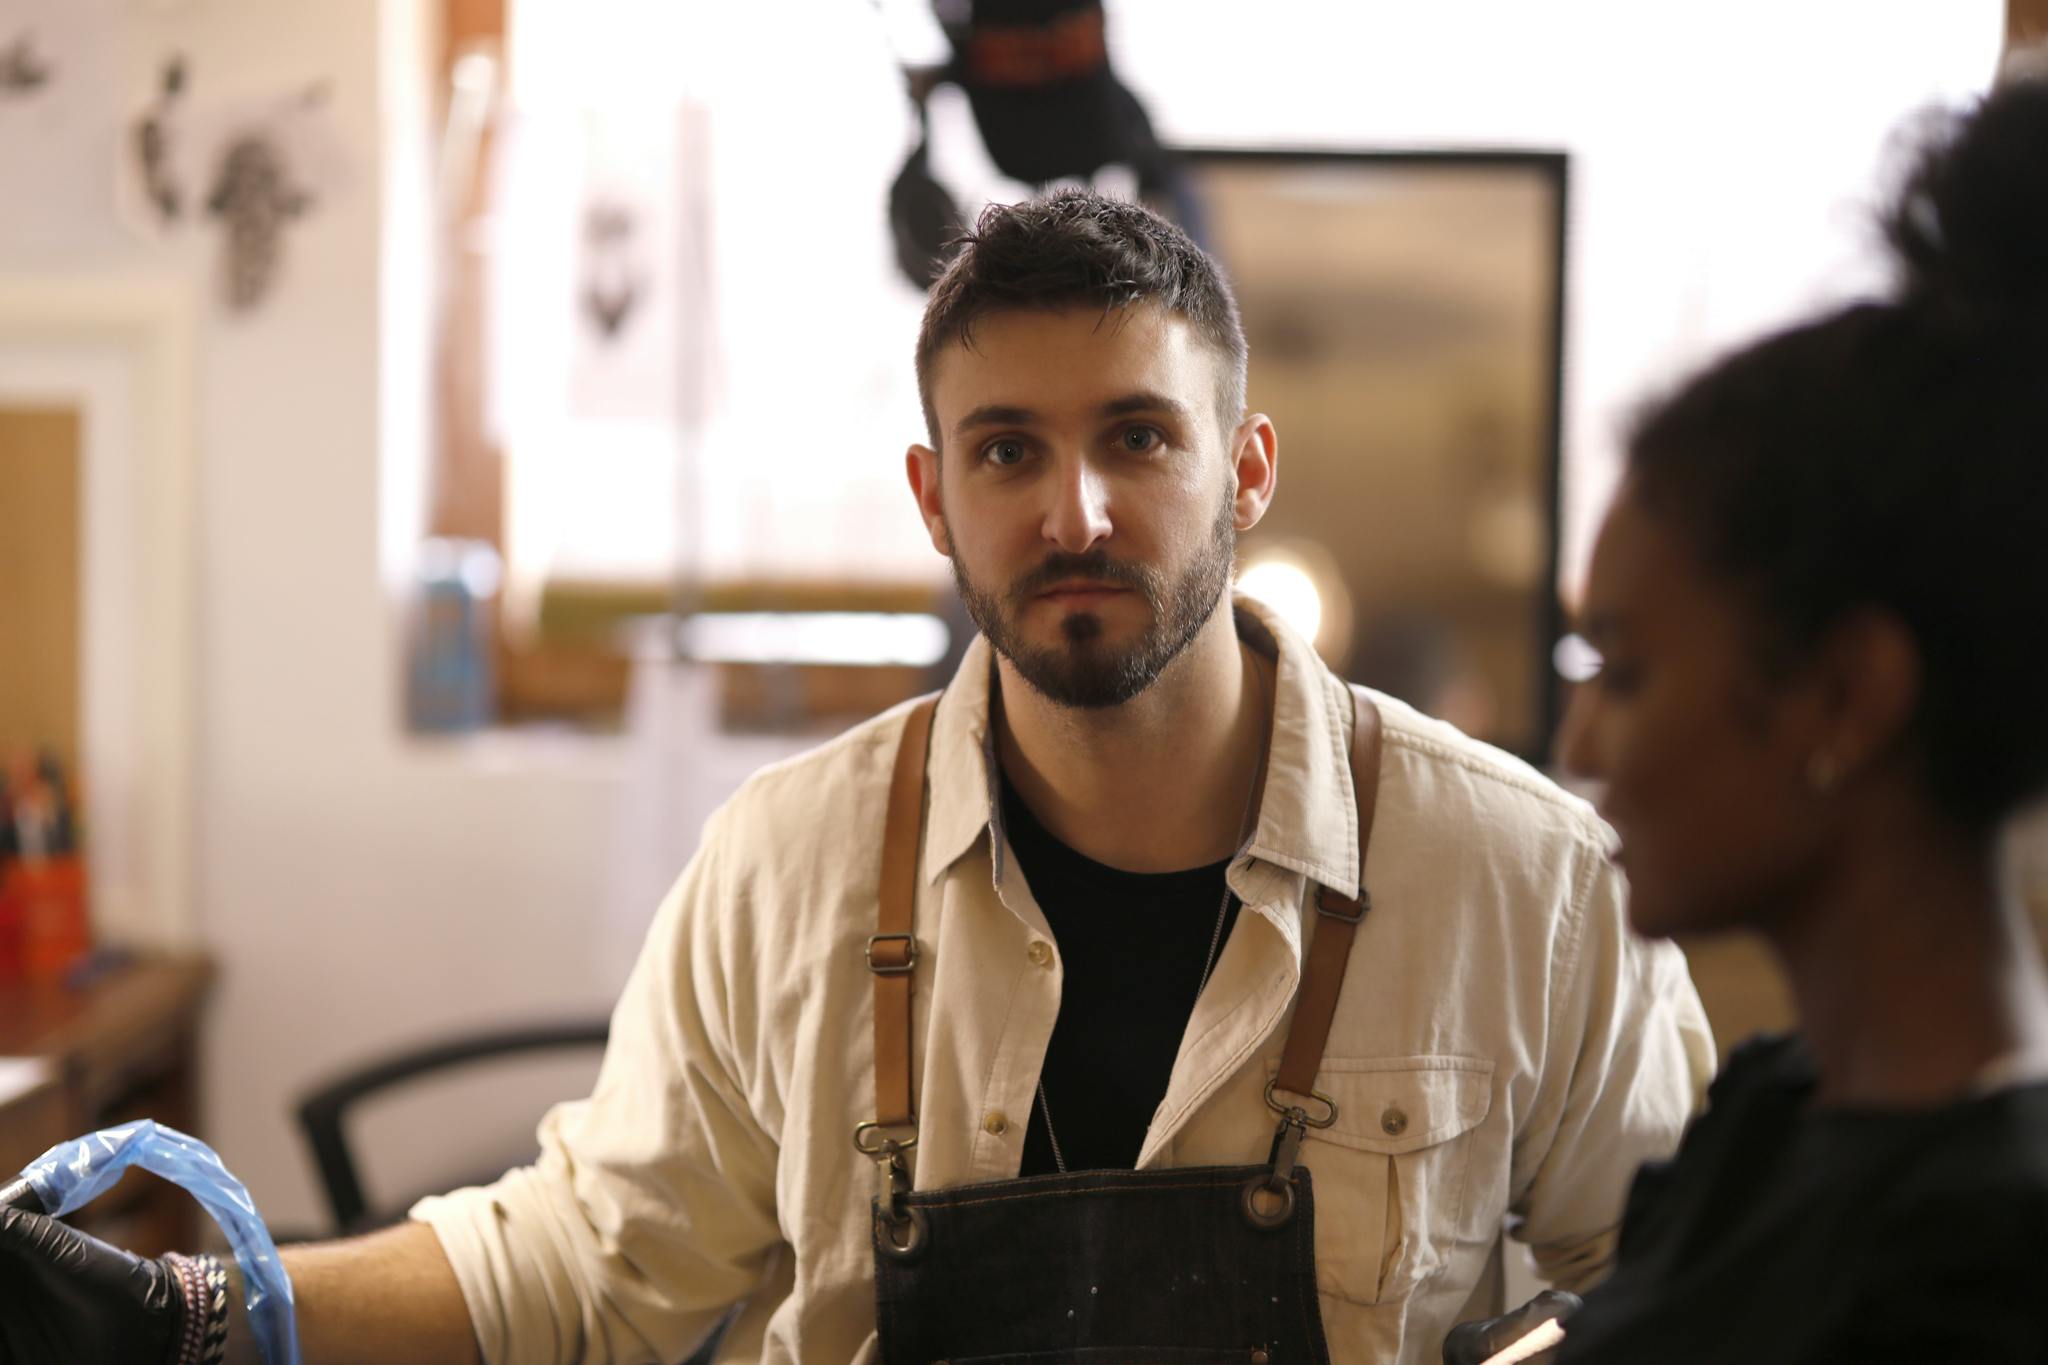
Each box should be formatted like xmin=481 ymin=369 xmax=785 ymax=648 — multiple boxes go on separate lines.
xmin=1261 ymin=1078 xmax=1338 ymax=1129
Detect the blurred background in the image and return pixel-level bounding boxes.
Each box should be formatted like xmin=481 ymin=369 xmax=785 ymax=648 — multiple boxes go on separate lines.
xmin=0 ymin=0 xmax=2029 ymax=1258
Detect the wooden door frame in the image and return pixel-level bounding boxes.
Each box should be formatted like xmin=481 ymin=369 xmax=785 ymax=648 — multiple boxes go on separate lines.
xmin=0 ymin=275 xmax=200 ymax=948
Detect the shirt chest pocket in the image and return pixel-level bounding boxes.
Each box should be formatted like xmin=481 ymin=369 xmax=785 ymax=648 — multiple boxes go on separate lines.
xmin=1284 ymin=1055 xmax=1494 ymax=1306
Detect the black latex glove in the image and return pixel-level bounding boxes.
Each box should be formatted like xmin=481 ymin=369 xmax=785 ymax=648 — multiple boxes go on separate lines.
xmin=0 ymin=1206 xmax=186 ymax=1365
xmin=1443 ymin=1288 xmax=1583 ymax=1365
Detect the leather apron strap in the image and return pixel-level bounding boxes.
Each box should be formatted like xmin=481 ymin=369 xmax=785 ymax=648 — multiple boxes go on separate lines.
xmin=869 ymin=695 xmax=938 ymax=1131
xmin=866 ymin=686 xmax=1384 ymax=1139
xmin=1273 ymin=689 xmax=1384 ymax=1103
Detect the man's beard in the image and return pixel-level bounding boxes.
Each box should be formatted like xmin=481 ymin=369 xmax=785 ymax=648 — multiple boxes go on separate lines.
xmin=949 ymin=490 xmax=1237 ymax=709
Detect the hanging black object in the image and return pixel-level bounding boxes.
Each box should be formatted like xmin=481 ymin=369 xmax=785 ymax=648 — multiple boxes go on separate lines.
xmin=944 ymin=0 xmax=1153 ymax=187
xmin=889 ymin=105 xmax=967 ymax=290
xmin=882 ymin=0 xmax=1203 ymax=290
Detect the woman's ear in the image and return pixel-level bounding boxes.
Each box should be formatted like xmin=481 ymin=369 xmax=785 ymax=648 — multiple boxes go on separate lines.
xmin=1812 ymin=606 xmax=1923 ymax=782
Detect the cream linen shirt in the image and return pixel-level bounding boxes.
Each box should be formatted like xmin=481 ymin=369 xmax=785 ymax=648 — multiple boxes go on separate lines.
xmin=413 ymin=599 xmax=1714 ymax=1365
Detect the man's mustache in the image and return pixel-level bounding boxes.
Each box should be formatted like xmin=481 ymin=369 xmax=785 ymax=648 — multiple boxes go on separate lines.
xmin=1007 ymin=553 xmax=1158 ymax=605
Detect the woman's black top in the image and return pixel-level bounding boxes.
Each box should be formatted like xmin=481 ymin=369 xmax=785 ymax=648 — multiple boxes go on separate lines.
xmin=1559 ymin=1033 xmax=2048 ymax=1364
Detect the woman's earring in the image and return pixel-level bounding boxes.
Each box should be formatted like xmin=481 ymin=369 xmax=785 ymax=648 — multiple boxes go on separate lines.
xmin=1806 ymin=751 xmax=1842 ymax=795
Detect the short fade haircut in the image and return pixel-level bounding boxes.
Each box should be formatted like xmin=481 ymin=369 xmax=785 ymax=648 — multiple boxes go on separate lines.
xmin=914 ymin=188 xmax=1249 ymax=449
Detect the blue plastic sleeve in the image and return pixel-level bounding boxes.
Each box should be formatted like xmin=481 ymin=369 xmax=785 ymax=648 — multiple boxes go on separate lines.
xmin=21 ymin=1121 xmax=301 ymax=1365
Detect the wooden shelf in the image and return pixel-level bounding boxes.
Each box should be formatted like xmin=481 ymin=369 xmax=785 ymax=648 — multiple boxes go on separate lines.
xmin=0 ymin=954 xmax=215 ymax=1254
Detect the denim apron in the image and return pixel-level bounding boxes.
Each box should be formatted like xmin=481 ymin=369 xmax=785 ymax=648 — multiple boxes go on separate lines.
xmin=858 ymin=691 xmax=1385 ymax=1365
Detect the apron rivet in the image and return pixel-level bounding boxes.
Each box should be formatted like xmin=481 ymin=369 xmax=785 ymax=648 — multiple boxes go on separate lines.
xmin=1027 ymin=940 xmax=1053 ymax=967
xmin=1381 ymin=1105 xmax=1408 ymax=1136
xmin=982 ymin=1111 xmax=1009 ymax=1136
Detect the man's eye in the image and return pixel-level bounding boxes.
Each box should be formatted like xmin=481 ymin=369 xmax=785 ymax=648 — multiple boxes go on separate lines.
xmin=1119 ymin=426 xmax=1163 ymax=454
xmin=982 ymin=438 xmax=1028 ymax=467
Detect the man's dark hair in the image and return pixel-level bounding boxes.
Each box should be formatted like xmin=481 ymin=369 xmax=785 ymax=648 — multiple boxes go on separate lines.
xmin=914 ymin=189 xmax=1248 ymax=447
xmin=1623 ymin=83 xmax=2048 ymax=832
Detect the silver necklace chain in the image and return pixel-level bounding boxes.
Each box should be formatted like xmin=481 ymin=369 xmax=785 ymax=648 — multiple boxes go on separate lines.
xmin=1036 ymin=667 xmax=1269 ymax=1175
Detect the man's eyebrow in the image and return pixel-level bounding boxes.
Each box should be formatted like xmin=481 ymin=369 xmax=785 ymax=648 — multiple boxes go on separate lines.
xmin=950 ymin=392 xmax=1192 ymax=439
xmin=1100 ymin=391 xmax=1192 ymax=421
xmin=953 ymin=404 xmax=1037 ymax=436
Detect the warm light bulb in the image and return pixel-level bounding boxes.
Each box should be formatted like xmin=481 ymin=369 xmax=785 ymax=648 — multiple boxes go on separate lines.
xmin=1237 ymin=558 xmax=1325 ymax=646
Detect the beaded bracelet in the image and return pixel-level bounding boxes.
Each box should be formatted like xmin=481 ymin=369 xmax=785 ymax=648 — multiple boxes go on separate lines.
xmin=167 ymin=1254 xmax=205 ymax=1365
xmin=166 ymin=1253 xmax=231 ymax=1365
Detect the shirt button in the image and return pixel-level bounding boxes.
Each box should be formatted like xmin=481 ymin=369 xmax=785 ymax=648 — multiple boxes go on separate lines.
xmin=983 ymin=1111 xmax=1010 ymax=1136
xmin=1026 ymin=940 xmax=1054 ymax=967
xmin=1381 ymin=1105 xmax=1408 ymax=1137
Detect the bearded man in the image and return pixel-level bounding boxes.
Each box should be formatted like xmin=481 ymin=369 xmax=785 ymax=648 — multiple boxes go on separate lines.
xmin=0 ymin=190 xmax=1712 ymax=1365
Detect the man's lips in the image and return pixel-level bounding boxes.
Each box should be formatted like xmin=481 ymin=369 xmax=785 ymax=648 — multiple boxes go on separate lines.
xmin=1036 ymin=582 xmax=1130 ymax=602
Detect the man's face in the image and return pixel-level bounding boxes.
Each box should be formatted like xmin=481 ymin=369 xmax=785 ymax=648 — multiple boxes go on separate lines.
xmin=910 ymin=304 xmax=1244 ymax=709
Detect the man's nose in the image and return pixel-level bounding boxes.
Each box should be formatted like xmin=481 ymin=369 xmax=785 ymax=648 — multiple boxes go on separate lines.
xmin=1042 ymin=455 xmax=1113 ymax=554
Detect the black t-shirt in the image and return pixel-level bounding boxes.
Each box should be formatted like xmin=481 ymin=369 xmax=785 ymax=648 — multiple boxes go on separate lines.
xmin=1559 ymin=1033 xmax=2048 ymax=1365
xmin=998 ymin=772 xmax=1242 ymax=1175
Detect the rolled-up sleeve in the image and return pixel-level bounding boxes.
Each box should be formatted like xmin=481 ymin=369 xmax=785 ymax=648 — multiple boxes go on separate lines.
xmin=1508 ymin=837 xmax=1715 ymax=1291
xmin=411 ymin=807 xmax=780 ymax=1365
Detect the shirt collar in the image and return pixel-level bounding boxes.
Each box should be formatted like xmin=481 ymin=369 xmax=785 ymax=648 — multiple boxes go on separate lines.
xmin=922 ymin=637 xmax=1001 ymax=885
xmin=919 ymin=594 xmax=1364 ymax=901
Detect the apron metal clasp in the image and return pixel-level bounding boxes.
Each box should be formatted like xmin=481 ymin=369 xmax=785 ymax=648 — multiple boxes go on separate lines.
xmin=1244 ymin=1080 xmax=1338 ymax=1231
xmin=855 ymin=1121 xmax=929 ymax=1261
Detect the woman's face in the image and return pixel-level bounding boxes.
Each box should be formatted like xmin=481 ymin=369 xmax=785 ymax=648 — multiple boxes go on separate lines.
xmin=1560 ymin=484 xmax=1834 ymax=939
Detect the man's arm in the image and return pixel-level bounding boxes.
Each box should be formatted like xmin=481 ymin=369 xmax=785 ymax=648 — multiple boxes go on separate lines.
xmin=1508 ymin=837 xmax=1715 ymax=1290
xmin=4 ymin=799 xmax=775 ymax=1365
xmin=220 ymin=1222 xmax=480 ymax=1365
xmin=0 ymin=1207 xmax=480 ymax=1365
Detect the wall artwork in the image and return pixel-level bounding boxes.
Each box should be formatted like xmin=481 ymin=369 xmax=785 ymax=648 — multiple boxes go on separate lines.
xmin=490 ymin=104 xmax=713 ymax=428
xmin=0 ymin=30 xmax=56 ymax=98
xmin=113 ymin=57 xmax=348 ymax=314
xmin=129 ymin=55 xmax=189 ymax=230
xmin=566 ymin=109 xmax=703 ymax=423
xmin=205 ymin=119 xmax=316 ymax=311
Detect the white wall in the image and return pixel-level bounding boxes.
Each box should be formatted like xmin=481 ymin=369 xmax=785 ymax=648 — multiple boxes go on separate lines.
xmin=0 ymin=0 xmax=2016 ymax=1235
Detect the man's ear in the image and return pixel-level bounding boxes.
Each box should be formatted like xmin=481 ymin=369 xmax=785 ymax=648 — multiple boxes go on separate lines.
xmin=906 ymin=444 xmax=951 ymax=556
xmin=1230 ymin=414 xmax=1279 ymax=531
